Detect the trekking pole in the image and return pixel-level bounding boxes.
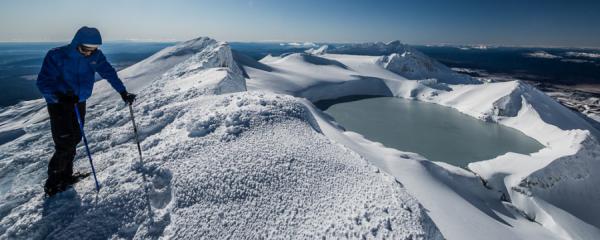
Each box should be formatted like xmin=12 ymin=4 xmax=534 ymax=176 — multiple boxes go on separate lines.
xmin=128 ymin=103 xmax=144 ymax=165
xmin=74 ymin=103 xmax=101 ymax=192
xmin=128 ymin=102 xmax=155 ymax=221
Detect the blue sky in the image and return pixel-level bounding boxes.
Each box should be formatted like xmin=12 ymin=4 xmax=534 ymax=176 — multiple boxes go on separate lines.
xmin=1 ymin=0 xmax=599 ymax=47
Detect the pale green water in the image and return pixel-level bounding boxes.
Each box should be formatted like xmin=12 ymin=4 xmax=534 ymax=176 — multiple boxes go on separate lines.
xmin=322 ymin=97 xmax=544 ymax=167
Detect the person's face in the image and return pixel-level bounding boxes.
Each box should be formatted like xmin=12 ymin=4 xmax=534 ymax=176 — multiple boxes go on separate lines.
xmin=77 ymin=45 xmax=98 ymax=57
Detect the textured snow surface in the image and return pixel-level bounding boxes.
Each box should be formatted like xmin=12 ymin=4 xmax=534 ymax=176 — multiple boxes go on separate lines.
xmin=376 ymin=51 xmax=478 ymax=84
xmin=0 ymin=37 xmax=441 ymax=239
xmin=430 ymin=81 xmax=600 ymax=239
xmin=2 ymin=35 xmax=600 ymax=239
xmin=304 ymin=40 xmax=478 ymax=84
xmin=240 ymin=47 xmax=600 ymax=239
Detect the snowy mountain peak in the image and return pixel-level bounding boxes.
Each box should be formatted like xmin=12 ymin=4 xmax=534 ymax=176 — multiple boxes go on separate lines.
xmin=376 ymin=50 xmax=479 ymax=84
xmin=303 ymin=40 xmax=478 ymax=84
xmin=163 ymin=39 xmax=242 ymax=80
xmin=386 ymin=40 xmax=403 ymax=45
xmin=3 ymin=35 xmax=600 ymax=239
xmin=0 ymin=37 xmax=445 ymax=239
xmin=326 ymin=40 xmax=409 ymax=55
xmin=305 ymin=45 xmax=329 ymax=55
xmin=89 ymin=37 xmax=244 ymax=103
xmin=154 ymin=37 xmax=218 ymax=61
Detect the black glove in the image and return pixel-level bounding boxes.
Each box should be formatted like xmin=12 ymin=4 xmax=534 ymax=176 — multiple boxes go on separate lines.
xmin=55 ymin=92 xmax=79 ymax=104
xmin=120 ymin=91 xmax=137 ymax=104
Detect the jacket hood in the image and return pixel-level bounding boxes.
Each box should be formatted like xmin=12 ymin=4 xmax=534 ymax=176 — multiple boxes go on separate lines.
xmin=71 ymin=26 xmax=102 ymax=46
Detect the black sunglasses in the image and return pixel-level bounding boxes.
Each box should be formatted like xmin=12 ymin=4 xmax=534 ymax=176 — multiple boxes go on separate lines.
xmin=78 ymin=45 xmax=97 ymax=53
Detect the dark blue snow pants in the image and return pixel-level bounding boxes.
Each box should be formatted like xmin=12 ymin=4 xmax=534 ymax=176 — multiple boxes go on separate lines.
xmin=45 ymin=102 xmax=86 ymax=189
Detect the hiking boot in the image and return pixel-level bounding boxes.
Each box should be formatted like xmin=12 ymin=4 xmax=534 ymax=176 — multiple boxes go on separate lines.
xmin=44 ymin=182 xmax=67 ymax=197
xmin=63 ymin=172 xmax=91 ymax=186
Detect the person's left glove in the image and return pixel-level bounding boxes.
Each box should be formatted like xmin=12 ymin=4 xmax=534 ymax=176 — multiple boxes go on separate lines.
xmin=120 ymin=91 xmax=137 ymax=104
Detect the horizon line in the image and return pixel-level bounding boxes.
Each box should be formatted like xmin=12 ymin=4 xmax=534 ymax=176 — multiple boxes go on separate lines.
xmin=1 ymin=39 xmax=599 ymax=50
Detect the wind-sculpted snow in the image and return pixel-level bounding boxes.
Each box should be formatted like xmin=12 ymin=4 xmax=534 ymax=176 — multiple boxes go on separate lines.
xmin=241 ymin=45 xmax=600 ymax=239
xmin=304 ymin=45 xmax=328 ymax=55
xmin=377 ymin=52 xmax=479 ymax=84
xmin=87 ymin=37 xmax=243 ymax=104
xmin=514 ymin=136 xmax=600 ymax=227
xmin=163 ymin=41 xmax=243 ymax=79
xmin=0 ymin=37 xmax=442 ymax=239
xmin=165 ymin=93 xmax=440 ymax=239
xmin=155 ymin=37 xmax=220 ymax=61
xmin=428 ymin=80 xmax=600 ymax=238
xmin=298 ymin=53 xmax=349 ymax=69
xmin=3 ymin=35 xmax=600 ymax=239
xmin=297 ymin=40 xmax=478 ymax=85
xmin=0 ymin=94 xmax=442 ymax=239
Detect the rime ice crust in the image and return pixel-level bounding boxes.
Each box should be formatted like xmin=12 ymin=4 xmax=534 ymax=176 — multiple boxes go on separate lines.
xmin=0 ymin=37 xmax=442 ymax=239
xmin=2 ymin=36 xmax=599 ymax=239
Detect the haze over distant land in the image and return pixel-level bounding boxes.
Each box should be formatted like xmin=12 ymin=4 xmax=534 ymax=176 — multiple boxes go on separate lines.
xmin=0 ymin=0 xmax=599 ymax=48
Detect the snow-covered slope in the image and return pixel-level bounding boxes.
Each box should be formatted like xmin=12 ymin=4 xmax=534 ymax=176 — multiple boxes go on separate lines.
xmin=240 ymin=46 xmax=600 ymax=239
xmin=0 ymin=38 xmax=442 ymax=239
xmin=0 ymin=37 xmax=240 ymax=147
xmin=376 ymin=51 xmax=477 ymax=84
xmin=429 ymin=81 xmax=600 ymax=239
xmin=89 ymin=37 xmax=244 ymax=103
xmin=304 ymin=45 xmax=328 ymax=55
xmin=323 ymin=40 xmax=410 ymax=56
xmin=2 ymin=36 xmax=599 ymax=239
xmin=305 ymin=40 xmax=478 ymax=84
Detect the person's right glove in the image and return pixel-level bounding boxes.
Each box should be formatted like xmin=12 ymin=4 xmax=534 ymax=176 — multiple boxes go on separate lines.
xmin=55 ymin=92 xmax=79 ymax=104
xmin=120 ymin=91 xmax=137 ymax=104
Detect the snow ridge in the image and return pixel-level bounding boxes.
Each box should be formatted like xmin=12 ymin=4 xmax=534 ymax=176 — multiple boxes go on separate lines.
xmin=163 ymin=41 xmax=243 ymax=79
xmin=432 ymin=80 xmax=600 ymax=238
xmin=3 ymin=35 xmax=600 ymax=239
xmin=0 ymin=37 xmax=442 ymax=239
xmin=377 ymin=51 xmax=479 ymax=84
xmin=241 ymin=45 xmax=600 ymax=239
xmin=302 ymin=40 xmax=477 ymax=84
xmin=304 ymin=45 xmax=328 ymax=55
xmin=326 ymin=40 xmax=408 ymax=56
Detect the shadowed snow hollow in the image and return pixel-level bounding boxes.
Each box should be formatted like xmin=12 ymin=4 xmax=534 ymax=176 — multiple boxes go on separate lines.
xmin=0 ymin=37 xmax=441 ymax=239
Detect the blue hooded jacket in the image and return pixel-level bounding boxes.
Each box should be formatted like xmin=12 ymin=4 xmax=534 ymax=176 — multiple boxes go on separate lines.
xmin=36 ymin=26 xmax=127 ymax=103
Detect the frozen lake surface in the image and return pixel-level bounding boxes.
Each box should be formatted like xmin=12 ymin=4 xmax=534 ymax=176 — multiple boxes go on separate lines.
xmin=321 ymin=96 xmax=544 ymax=167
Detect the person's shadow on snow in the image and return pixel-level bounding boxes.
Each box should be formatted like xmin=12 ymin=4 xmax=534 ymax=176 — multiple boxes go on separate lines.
xmin=40 ymin=188 xmax=82 ymax=237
